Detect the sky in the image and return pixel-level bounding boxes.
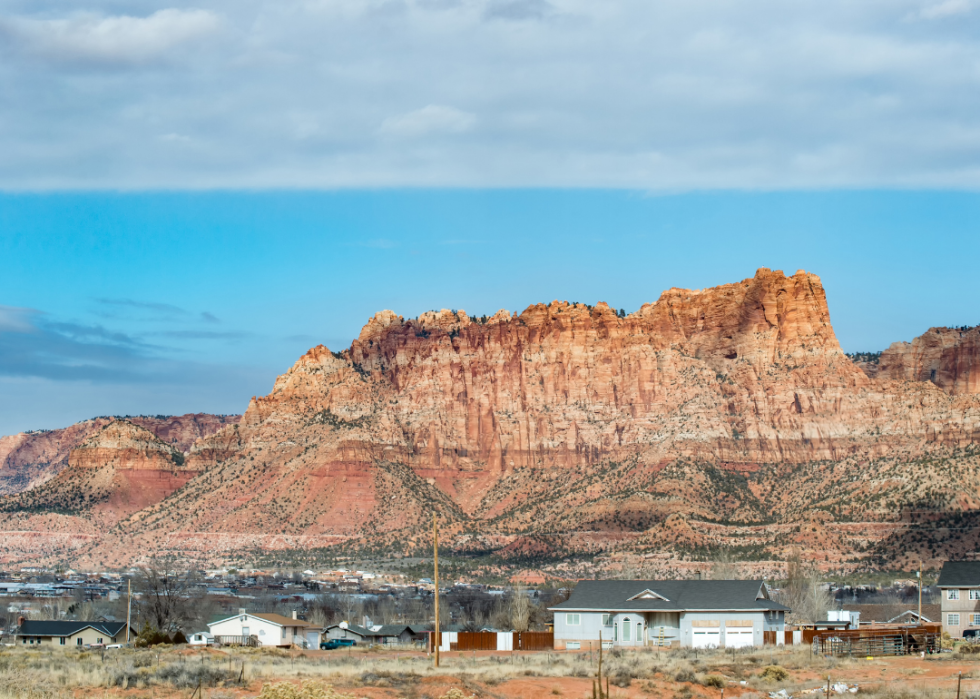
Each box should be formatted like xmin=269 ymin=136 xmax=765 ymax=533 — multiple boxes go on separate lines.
xmin=0 ymin=1 xmax=979 ymax=434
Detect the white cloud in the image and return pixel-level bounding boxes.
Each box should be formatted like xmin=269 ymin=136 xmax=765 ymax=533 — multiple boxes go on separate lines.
xmin=380 ymin=105 xmax=477 ymax=138
xmin=1 ymin=1 xmax=980 ymax=189
xmin=916 ymin=0 xmax=972 ymax=19
xmin=0 ymin=9 xmax=220 ymax=63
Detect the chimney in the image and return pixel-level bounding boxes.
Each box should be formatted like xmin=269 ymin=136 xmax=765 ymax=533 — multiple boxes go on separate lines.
xmin=292 ymin=611 xmax=298 ymax=620
xmin=696 ymin=571 xmax=702 ymax=581
xmin=18 ymin=615 xmax=26 ymax=627
xmin=239 ymin=608 xmax=247 ymax=616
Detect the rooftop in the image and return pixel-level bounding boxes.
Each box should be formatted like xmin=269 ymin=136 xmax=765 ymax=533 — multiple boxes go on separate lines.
xmin=550 ymin=579 xmax=790 ymax=613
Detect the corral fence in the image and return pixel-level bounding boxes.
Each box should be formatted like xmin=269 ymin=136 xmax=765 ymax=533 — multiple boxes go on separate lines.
xmin=429 ymin=631 xmax=554 ymax=652
xmin=812 ymin=624 xmax=941 ymax=657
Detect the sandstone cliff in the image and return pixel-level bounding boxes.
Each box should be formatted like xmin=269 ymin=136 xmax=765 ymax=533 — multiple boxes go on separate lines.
xmin=0 ymin=413 xmax=239 ymax=496
xmin=2 ymin=269 xmax=979 ymax=573
xmin=877 ymin=325 xmax=980 ymax=395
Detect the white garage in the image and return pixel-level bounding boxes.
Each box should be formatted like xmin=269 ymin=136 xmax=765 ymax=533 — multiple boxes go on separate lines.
xmin=692 ymin=622 xmax=720 ymax=648
xmin=724 ymin=623 xmax=754 ymax=648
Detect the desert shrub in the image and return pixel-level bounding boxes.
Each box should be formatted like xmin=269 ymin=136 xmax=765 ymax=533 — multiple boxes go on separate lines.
xmin=674 ymin=668 xmax=695 ymax=683
xmin=154 ymin=663 xmax=236 ymax=688
xmin=608 ymin=665 xmax=632 ymax=688
xmin=256 ymin=680 xmax=357 ymax=699
xmin=701 ymin=675 xmax=725 ymax=688
xmin=439 ymin=690 xmax=476 ymax=699
xmin=759 ymin=665 xmax=789 ymax=682
xmin=171 ymin=630 xmax=188 ymax=645
xmin=958 ymin=643 xmax=980 ymax=655
xmin=106 ymin=665 xmax=154 ymax=688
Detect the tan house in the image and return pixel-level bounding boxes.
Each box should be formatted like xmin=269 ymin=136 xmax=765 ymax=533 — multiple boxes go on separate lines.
xmin=16 ymin=620 xmax=131 ymax=647
xmin=937 ymin=561 xmax=980 ymax=639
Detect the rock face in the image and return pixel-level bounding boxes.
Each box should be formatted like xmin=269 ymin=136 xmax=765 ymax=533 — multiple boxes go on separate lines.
xmin=2 ymin=268 xmax=980 ymax=572
xmin=878 ymin=326 xmax=980 ymax=395
xmin=0 ymin=413 xmax=239 ymax=495
xmin=68 ymin=420 xmax=187 ymax=471
xmin=0 ymin=421 xmax=200 ymax=554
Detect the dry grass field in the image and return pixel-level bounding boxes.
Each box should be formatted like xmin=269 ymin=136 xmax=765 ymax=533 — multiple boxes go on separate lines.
xmin=3 ymin=643 xmax=980 ymax=699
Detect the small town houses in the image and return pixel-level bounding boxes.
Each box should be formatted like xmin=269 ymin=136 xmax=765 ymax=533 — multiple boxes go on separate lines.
xmin=550 ymin=579 xmax=789 ymax=649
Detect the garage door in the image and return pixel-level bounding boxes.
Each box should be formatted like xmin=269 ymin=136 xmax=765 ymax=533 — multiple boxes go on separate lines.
xmin=725 ymin=627 xmax=754 ymax=648
xmin=692 ymin=628 xmax=720 ymax=648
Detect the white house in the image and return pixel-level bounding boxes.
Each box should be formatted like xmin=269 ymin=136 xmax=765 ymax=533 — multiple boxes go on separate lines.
xmin=550 ymin=579 xmax=788 ymax=650
xmin=208 ymin=609 xmax=320 ymax=648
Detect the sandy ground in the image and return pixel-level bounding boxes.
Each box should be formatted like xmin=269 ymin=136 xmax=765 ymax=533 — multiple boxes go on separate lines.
xmin=15 ymin=646 xmax=980 ymax=699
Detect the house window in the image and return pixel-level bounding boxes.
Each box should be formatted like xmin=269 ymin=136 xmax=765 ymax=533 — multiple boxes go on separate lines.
xmin=602 ymin=614 xmax=613 ymax=627
xmin=77 ymin=638 xmax=83 ymax=646
xmin=972 ymin=614 xmax=980 ymax=626
xmin=565 ymin=614 xmax=581 ymax=626
xmin=948 ymin=614 xmax=961 ymax=626
xmin=622 ymin=617 xmax=632 ymax=642
xmin=970 ymin=590 xmax=980 ymax=600
xmin=948 ymin=590 xmax=960 ymax=600
xmin=97 ymin=638 xmax=103 ymax=644
xmin=60 ymin=637 xmax=65 ymax=645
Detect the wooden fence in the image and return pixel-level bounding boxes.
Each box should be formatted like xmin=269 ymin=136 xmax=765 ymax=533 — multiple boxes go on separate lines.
xmin=514 ymin=632 xmax=554 ymax=651
xmin=452 ymin=633 xmax=498 ymax=651
xmin=432 ymin=631 xmax=554 ymax=652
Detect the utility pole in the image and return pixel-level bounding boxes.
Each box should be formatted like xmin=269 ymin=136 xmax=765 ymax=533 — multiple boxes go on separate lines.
xmin=433 ymin=513 xmax=440 ymax=669
xmin=126 ymin=578 xmax=132 ymax=645
xmin=918 ymin=562 xmax=923 ymax=625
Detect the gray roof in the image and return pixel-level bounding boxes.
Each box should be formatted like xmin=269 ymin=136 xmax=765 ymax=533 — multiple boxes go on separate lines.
xmin=17 ymin=620 xmax=128 ymax=637
xmin=937 ymin=561 xmax=980 ymax=587
xmin=549 ymin=579 xmax=789 ymax=613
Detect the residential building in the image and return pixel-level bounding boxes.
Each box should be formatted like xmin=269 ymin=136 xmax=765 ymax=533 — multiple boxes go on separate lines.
xmin=322 ymin=623 xmax=427 ymax=645
xmin=937 ymin=561 xmax=980 ymax=639
xmin=16 ymin=620 xmax=130 ymax=647
xmin=549 ymin=579 xmax=788 ymax=649
xmin=188 ymin=632 xmax=215 ymax=646
xmin=208 ymin=610 xmax=320 ymax=648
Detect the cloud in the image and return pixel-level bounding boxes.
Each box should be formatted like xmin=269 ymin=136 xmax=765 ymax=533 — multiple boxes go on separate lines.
xmin=380 ymin=105 xmax=476 ymax=139
xmin=200 ymin=312 xmax=220 ymax=324
xmin=0 ymin=8 xmax=221 ymax=64
xmin=2 ymin=1 xmax=980 ymax=189
xmin=96 ymin=298 xmax=187 ymax=318
xmin=484 ymin=0 xmax=554 ymax=21
xmin=915 ymin=0 xmax=972 ymax=19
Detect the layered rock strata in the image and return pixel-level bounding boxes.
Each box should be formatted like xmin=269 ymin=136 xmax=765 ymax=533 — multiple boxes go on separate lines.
xmin=2 ymin=268 xmax=980 ymax=571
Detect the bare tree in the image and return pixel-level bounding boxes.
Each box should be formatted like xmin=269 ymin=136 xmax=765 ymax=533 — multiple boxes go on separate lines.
xmin=510 ymin=586 xmax=530 ymax=632
xmin=134 ymin=565 xmax=195 ymax=633
xmin=337 ymin=592 xmax=361 ymax=625
xmin=779 ymin=554 xmax=832 ymax=624
xmin=710 ymin=548 xmax=741 ymax=580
